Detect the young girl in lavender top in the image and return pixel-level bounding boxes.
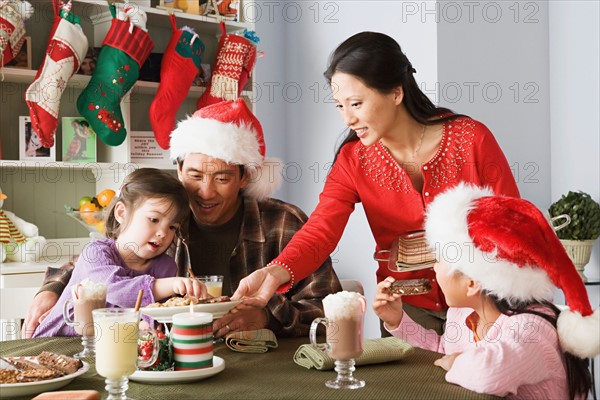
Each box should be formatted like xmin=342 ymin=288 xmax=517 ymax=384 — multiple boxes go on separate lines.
xmin=34 ymin=168 xmax=207 ymax=337
xmin=374 ymin=183 xmax=598 ymax=400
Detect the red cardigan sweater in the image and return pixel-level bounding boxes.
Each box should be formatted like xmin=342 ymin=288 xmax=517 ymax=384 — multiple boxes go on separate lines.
xmin=273 ymin=117 xmax=520 ymax=311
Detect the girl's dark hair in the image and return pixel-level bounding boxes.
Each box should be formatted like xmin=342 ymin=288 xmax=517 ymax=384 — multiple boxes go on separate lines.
xmin=489 ymin=295 xmax=591 ymax=400
xmin=324 ymin=32 xmax=465 ymax=163
xmin=105 ymin=168 xmax=190 ymax=240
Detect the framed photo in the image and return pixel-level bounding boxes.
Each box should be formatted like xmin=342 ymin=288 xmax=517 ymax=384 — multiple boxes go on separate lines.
xmin=7 ymin=36 xmax=32 ymax=69
xmin=62 ymin=117 xmax=97 ymax=163
xmin=19 ymin=116 xmax=56 ymax=161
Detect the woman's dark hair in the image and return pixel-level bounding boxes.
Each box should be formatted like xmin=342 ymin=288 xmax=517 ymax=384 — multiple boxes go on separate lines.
xmin=490 ymin=295 xmax=591 ymax=400
xmin=325 ymin=32 xmax=465 ymax=163
xmin=105 ymin=168 xmax=190 ymax=240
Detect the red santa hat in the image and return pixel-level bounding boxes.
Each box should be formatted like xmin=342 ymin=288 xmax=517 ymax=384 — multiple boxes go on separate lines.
xmin=170 ymin=98 xmax=282 ymax=200
xmin=425 ymin=183 xmax=599 ymax=359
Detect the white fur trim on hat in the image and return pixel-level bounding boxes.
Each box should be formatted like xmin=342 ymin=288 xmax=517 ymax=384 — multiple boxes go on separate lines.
xmin=243 ymin=157 xmax=283 ymax=200
xmin=170 ymin=116 xmax=262 ymax=165
xmin=425 ymin=183 xmax=555 ymax=303
xmin=170 ymin=115 xmax=282 ymax=199
xmin=558 ymin=308 xmax=600 ymax=359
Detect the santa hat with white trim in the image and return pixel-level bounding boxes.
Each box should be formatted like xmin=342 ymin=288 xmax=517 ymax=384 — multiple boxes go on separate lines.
xmin=425 ymin=183 xmax=599 ymax=359
xmin=170 ymin=98 xmax=282 ymax=200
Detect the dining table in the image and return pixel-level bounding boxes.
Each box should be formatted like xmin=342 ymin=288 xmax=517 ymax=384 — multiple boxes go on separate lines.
xmin=0 ymin=336 xmax=500 ymax=400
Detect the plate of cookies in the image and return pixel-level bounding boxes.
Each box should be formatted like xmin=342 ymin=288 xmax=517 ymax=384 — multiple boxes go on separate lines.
xmin=141 ymin=295 xmax=241 ymax=322
xmin=0 ymin=352 xmax=89 ymax=399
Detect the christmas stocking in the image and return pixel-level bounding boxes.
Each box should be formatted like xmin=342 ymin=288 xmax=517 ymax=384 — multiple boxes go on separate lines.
xmin=77 ymin=3 xmax=153 ymax=146
xmin=0 ymin=0 xmax=33 ymax=68
xmin=149 ymin=14 xmax=204 ymax=149
xmin=25 ymin=0 xmax=88 ymax=148
xmin=196 ymin=22 xmax=257 ymax=110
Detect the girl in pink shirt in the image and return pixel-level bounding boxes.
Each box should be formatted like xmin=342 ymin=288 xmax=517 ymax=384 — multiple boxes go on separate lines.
xmin=374 ymin=183 xmax=598 ymax=399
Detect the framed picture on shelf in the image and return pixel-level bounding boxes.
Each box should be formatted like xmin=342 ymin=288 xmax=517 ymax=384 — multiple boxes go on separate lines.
xmin=19 ymin=116 xmax=56 ymax=161
xmin=61 ymin=117 xmax=97 ymax=163
xmin=129 ymin=131 xmax=172 ymax=166
xmin=7 ymin=36 xmax=32 ymax=69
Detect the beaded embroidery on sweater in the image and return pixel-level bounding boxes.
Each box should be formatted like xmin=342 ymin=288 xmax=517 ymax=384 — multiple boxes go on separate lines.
xmin=355 ymin=117 xmax=476 ymax=192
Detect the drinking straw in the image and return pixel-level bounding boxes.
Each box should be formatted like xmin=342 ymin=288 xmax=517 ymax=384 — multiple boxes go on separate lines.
xmin=134 ymin=289 xmax=144 ymax=311
xmin=187 ymin=267 xmax=196 ymax=279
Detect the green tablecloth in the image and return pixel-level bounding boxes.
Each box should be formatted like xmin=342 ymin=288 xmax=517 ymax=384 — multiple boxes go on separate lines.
xmin=1 ymin=337 xmax=500 ymax=400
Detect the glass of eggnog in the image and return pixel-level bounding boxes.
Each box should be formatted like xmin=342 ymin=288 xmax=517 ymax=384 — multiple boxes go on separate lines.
xmin=197 ymin=275 xmax=224 ymax=297
xmin=309 ymin=291 xmax=366 ymax=389
xmin=63 ymin=279 xmax=106 ymax=360
xmin=92 ymin=308 xmax=159 ymax=400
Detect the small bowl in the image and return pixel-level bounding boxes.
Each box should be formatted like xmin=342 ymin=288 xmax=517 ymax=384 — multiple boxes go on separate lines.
xmin=66 ymin=210 xmax=108 ymax=238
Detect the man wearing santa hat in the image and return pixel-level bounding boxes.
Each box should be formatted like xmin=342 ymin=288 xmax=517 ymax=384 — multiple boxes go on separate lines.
xmin=23 ymin=99 xmax=342 ymax=339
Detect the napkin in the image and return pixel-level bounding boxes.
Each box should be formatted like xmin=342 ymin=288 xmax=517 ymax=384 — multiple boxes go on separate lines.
xmin=294 ymin=337 xmax=414 ymax=370
xmin=225 ymin=329 xmax=278 ymax=353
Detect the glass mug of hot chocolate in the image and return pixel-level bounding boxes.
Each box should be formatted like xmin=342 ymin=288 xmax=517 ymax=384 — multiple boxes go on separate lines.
xmin=63 ymin=279 xmax=107 ymax=359
xmin=309 ymin=291 xmax=366 ymax=389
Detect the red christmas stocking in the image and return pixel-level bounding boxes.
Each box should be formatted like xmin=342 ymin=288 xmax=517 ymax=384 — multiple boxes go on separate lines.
xmin=0 ymin=0 xmax=33 ymax=68
xmin=77 ymin=4 xmax=153 ymax=146
xmin=149 ymin=14 xmax=204 ymax=149
xmin=25 ymin=0 xmax=88 ymax=148
xmin=196 ymin=22 xmax=257 ymax=110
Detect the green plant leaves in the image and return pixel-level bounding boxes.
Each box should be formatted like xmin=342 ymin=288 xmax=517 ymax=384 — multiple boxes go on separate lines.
xmin=549 ymin=191 xmax=600 ymax=240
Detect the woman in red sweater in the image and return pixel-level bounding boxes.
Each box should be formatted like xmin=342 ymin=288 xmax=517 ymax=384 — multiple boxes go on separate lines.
xmin=233 ymin=32 xmax=520 ymax=333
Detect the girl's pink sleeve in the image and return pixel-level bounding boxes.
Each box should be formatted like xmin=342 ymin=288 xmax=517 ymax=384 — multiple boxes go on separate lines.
xmin=387 ymin=312 xmax=445 ymax=353
xmin=445 ymin=315 xmax=560 ymax=397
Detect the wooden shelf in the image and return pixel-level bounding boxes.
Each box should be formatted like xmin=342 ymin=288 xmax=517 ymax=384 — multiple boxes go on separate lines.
xmin=0 ymin=159 xmax=176 ymax=170
xmin=0 ymin=67 xmax=253 ymax=98
xmin=72 ymin=0 xmax=251 ymax=35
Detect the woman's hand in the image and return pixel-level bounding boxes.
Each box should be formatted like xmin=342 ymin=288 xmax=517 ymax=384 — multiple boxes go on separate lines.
xmin=372 ymin=277 xmax=404 ymax=331
xmin=434 ymin=352 xmax=461 ymax=371
xmin=231 ymin=265 xmax=291 ymax=308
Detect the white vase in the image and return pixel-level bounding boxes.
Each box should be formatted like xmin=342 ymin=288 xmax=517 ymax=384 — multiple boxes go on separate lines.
xmin=559 ymin=239 xmax=595 ymax=282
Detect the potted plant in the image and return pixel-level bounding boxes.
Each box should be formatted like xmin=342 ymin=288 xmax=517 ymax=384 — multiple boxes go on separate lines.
xmin=549 ymin=191 xmax=600 ymax=282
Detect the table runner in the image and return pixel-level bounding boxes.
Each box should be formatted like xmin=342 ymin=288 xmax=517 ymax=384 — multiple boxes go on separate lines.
xmin=1 ymin=337 xmax=500 ymax=400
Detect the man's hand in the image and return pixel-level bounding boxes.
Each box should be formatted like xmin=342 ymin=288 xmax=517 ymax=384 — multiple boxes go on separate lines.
xmin=231 ymin=265 xmax=291 ymax=309
xmin=21 ymin=291 xmax=59 ymax=338
xmin=213 ymin=308 xmax=268 ymax=338
xmin=434 ymin=352 xmax=461 ymax=371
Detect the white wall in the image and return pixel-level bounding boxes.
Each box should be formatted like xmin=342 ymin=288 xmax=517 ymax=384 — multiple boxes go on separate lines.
xmin=437 ymin=0 xmax=551 ymax=207
xmin=549 ymin=2 xmax=600 ymax=392
xmin=256 ymin=1 xmax=439 ymax=339
xmin=549 ymin=1 xmax=600 ymax=284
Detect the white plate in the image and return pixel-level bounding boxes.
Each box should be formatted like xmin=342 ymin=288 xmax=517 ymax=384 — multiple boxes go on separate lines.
xmin=0 ymin=357 xmax=89 ymax=399
xmin=140 ymin=300 xmax=242 ymax=322
xmin=129 ymin=356 xmax=225 ymax=384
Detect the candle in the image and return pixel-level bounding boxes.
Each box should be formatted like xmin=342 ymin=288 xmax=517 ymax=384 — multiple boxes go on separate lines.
xmin=172 ymin=312 xmax=213 ymax=370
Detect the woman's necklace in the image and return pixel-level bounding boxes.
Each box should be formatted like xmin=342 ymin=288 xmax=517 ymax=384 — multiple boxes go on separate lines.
xmin=411 ymin=125 xmax=426 ymax=161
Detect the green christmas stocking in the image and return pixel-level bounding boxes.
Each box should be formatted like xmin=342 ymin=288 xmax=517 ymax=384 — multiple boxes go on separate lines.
xmin=76 ymin=4 xmax=153 ymax=146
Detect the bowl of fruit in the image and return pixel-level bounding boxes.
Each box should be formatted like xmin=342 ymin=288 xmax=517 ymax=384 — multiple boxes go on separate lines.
xmin=65 ymin=189 xmax=116 ymax=240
